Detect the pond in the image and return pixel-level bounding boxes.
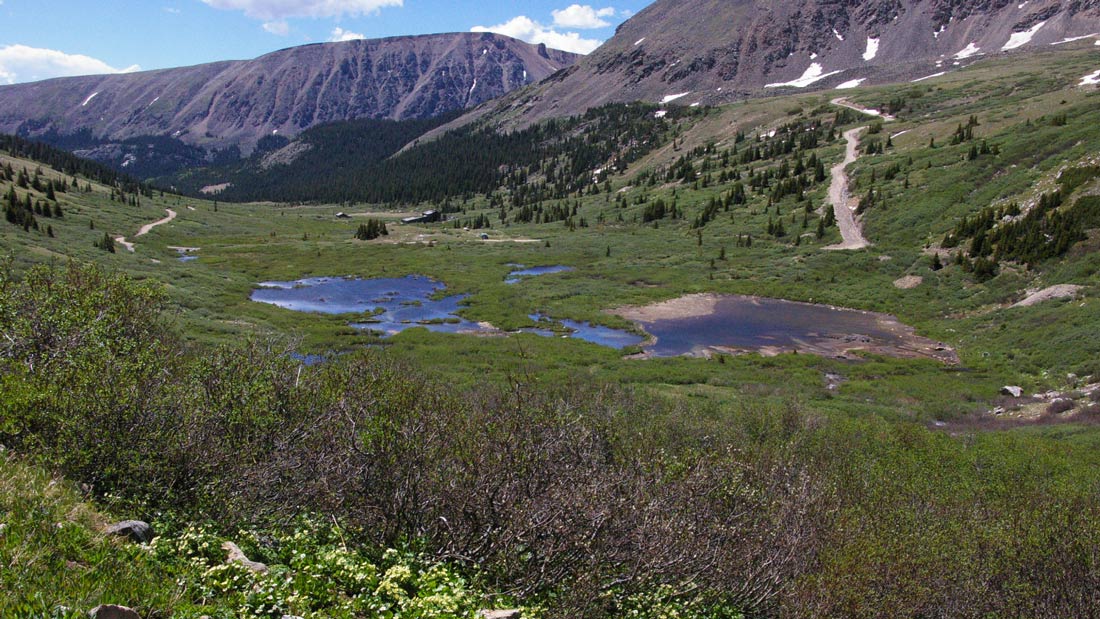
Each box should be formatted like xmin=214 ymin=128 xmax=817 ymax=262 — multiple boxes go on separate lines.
xmin=250 ymin=275 xmax=646 ymax=349
xmin=504 ymin=264 xmax=574 ymax=284
xmin=251 ymin=276 xmax=490 ymax=337
xmin=523 ymin=313 xmax=646 ymax=350
xmin=612 ymin=294 xmax=957 ymax=362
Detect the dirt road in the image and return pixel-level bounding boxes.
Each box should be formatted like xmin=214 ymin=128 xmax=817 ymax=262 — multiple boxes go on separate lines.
xmin=824 ymin=127 xmax=871 ymax=250
xmin=136 ymin=209 xmax=176 ymax=237
xmin=830 ymin=97 xmax=897 ymax=122
xmin=115 ymin=209 xmax=177 ymax=253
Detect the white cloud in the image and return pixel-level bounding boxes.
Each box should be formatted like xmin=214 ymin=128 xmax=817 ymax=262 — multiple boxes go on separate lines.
xmin=263 ymin=20 xmax=290 ymax=35
xmin=201 ymin=0 xmax=402 ymax=21
xmin=472 ymin=16 xmax=603 ymax=55
xmin=164 ymin=7 xmax=181 ymax=13
xmin=329 ymin=27 xmax=365 ymax=42
xmin=0 ymin=44 xmax=140 ymax=85
xmin=551 ymin=4 xmax=616 ymax=29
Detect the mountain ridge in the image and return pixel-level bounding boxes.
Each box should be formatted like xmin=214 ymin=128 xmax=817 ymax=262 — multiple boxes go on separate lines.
xmin=438 ymin=0 xmax=1100 ymax=134
xmin=0 ymin=32 xmax=577 ymax=164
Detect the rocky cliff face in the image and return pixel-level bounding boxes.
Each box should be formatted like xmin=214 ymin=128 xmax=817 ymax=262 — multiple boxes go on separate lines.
xmin=470 ymin=0 xmax=1100 ymax=129
xmin=0 ymin=33 xmax=577 ymax=158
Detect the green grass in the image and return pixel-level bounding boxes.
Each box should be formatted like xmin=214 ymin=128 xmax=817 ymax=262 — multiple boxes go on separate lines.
xmin=2 ymin=45 xmax=1099 ymax=425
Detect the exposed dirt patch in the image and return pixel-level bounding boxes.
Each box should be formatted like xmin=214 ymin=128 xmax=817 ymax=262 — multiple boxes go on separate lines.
xmin=200 ymin=183 xmax=231 ymax=195
xmin=611 ymin=293 xmax=721 ymax=322
xmin=894 ymin=275 xmax=924 ymax=289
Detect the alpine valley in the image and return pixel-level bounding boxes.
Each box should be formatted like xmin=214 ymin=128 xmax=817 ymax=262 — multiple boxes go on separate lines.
xmin=3 ymin=1 xmax=1100 ymax=618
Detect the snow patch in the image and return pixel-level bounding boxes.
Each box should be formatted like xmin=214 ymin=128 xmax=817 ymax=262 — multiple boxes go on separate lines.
xmin=81 ymin=92 xmax=99 ymax=107
xmin=469 ymin=78 xmax=478 ymax=96
xmin=634 ymin=37 xmax=645 ymax=46
xmin=1080 ymin=69 xmax=1100 ymax=86
xmin=933 ymin=25 xmax=946 ymax=39
xmin=767 ymin=129 xmax=777 ymax=138
xmin=654 ymin=110 xmax=668 ymax=119
xmin=863 ymin=37 xmax=880 ymax=61
xmin=954 ymin=43 xmax=981 ymax=59
xmin=690 ymin=102 xmax=701 ymax=107
xmin=523 ymin=70 xmax=527 ymax=81
xmin=1003 ymin=21 xmax=1045 ymax=51
xmin=890 ymin=129 xmax=910 ymax=140
xmin=835 ymin=78 xmax=866 ymax=89
xmin=482 ymin=49 xmax=488 ymax=55
xmin=765 ymin=63 xmax=844 ymax=88
xmin=1052 ymin=34 xmax=1098 ymax=46
xmin=833 ymin=28 xmax=844 ymax=41
xmin=810 ymin=52 xmax=818 ymax=59
xmin=660 ymin=92 xmax=690 ymax=104
xmin=912 ymin=71 xmax=948 ymax=82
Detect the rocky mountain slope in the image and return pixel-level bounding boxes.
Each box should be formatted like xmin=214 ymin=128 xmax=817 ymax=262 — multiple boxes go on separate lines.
xmin=461 ymin=0 xmax=1100 ymax=130
xmin=0 ymin=33 xmax=576 ymax=167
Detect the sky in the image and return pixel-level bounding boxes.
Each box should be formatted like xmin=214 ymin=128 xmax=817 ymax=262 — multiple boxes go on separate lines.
xmin=0 ymin=0 xmax=651 ymax=85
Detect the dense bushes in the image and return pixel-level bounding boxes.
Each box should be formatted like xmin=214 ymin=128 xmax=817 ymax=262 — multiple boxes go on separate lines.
xmin=5 ymin=263 xmax=1100 ymax=617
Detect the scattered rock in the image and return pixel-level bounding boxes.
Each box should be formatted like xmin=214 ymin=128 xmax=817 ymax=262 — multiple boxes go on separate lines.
xmin=105 ymin=521 xmax=155 ymax=544
xmin=223 ymin=541 xmax=268 ymax=573
xmin=893 ymin=275 xmax=923 ymax=289
xmin=88 ymin=605 xmax=141 ymax=619
xmin=1012 ymin=284 xmax=1083 ymax=307
xmin=824 ymin=372 xmax=847 ymax=391
xmin=479 ymin=611 xmax=522 ymax=619
xmin=1001 ymin=386 xmax=1024 ymax=398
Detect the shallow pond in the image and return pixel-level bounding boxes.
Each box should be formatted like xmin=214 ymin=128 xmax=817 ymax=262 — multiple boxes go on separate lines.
xmin=251 ymin=275 xmax=644 ymax=348
xmin=523 ymin=313 xmax=646 ymax=350
xmin=504 ymin=265 xmax=574 ymax=284
xmin=251 ymin=276 xmax=488 ymax=337
xmin=613 ymin=294 xmax=956 ymax=362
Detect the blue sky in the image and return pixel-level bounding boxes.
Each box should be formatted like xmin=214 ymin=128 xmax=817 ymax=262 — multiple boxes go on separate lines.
xmin=0 ymin=0 xmax=651 ymax=84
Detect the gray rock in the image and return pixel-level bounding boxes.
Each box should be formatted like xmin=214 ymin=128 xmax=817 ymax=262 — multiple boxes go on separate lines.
xmin=1001 ymin=386 xmax=1024 ymax=398
xmin=88 ymin=605 xmax=141 ymax=619
xmin=105 ymin=521 xmax=154 ymax=544
xmin=479 ymin=611 xmax=522 ymax=619
xmin=223 ymin=541 xmax=268 ymax=573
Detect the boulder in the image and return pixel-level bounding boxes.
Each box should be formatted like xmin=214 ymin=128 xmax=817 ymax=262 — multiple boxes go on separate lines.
xmin=88 ymin=605 xmax=141 ymax=619
xmin=105 ymin=521 xmax=154 ymax=544
xmin=223 ymin=541 xmax=268 ymax=573
xmin=1001 ymin=386 xmax=1023 ymax=398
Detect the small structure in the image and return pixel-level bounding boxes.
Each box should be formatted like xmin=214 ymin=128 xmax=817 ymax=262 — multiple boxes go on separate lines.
xmin=335 ymin=212 xmax=351 ymax=219
xmin=401 ymin=210 xmax=442 ymax=224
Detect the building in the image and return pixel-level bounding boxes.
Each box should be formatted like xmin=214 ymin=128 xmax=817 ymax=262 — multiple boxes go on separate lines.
xmin=401 ymin=210 xmax=441 ymax=224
